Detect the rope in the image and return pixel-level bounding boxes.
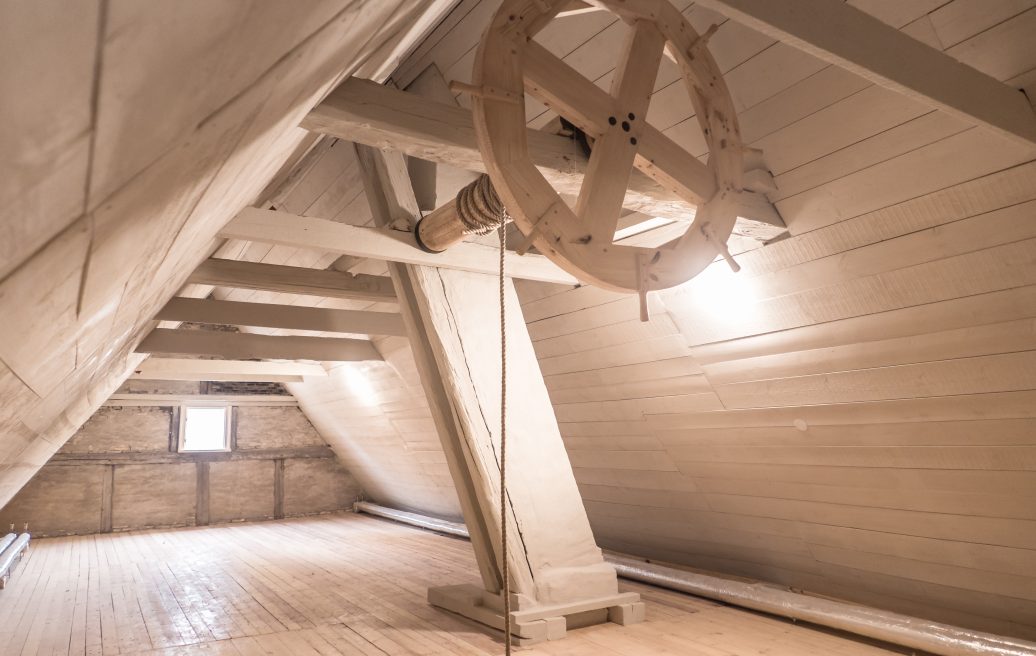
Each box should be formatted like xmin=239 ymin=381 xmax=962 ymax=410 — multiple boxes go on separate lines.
xmin=458 ymin=171 xmax=511 ymax=653
xmin=498 ymin=216 xmax=512 ymax=656
xmin=456 ymin=174 xmax=510 ymax=235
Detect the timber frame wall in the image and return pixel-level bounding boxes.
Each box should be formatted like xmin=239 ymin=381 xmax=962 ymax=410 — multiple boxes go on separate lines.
xmin=0 ymin=382 xmax=361 ymax=537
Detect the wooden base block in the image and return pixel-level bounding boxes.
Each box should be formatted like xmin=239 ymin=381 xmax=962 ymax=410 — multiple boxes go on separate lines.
xmin=609 ymin=601 xmax=648 ymax=625
xmin=428 ymin=583 xmax=644 ymax=645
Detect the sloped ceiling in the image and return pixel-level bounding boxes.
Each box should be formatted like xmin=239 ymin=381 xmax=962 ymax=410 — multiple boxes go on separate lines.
xmin=0 ymin=0 xmax=443 ymax=507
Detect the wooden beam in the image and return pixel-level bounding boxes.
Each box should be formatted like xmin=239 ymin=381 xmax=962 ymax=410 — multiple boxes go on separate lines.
xmin=354 ymin=145 xmax=506 ymax=591
xmin=695 ymin=0 xmax=1036 ymax=149
xmin=356 ymin=143 xmax=633 ymax=628
xmin=157 ymin=297 xmax=407 ymax=337
xmin=105 ymin=393 xmax=298 ymax=406
xmin=302 ymin=77 xmax=785 ymax=234
xmin=188 ymin=258 xmax=396 ymax=302
xmin=136 ymin=329 xmax=382 ymax=362
xmin=49 ymin=446 xmax=336 ymax=466
xmin=221 ymin=207 xmax=579 ymax=285
xmin=131 ymin=357 xmax=327 ymax=382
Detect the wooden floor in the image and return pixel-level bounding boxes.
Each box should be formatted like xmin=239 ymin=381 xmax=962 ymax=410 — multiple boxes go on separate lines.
xmin=0 ymin=513 xmax=909 ymax=656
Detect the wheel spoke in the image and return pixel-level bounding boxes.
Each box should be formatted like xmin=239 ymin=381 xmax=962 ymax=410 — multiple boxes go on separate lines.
xmin=612 ymin=19 xmax=667 ymax=114
xmin=634 ymin=125 xmax=717 ymax=207
xmin=523 ymin=39 xmax=615 ymax=137
xmin=574 ymin=20 xmax=666 ymax=243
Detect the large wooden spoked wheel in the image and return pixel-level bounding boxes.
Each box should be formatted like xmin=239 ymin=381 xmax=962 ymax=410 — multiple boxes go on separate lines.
xmin=471 ymin=0 xmax=743 ymax=293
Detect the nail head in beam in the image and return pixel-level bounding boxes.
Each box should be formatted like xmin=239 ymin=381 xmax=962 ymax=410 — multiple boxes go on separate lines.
xmin=136 ymin=329 xmax=383 ymax=362
xmin=157 ymin=297 xmax=407 ymax=336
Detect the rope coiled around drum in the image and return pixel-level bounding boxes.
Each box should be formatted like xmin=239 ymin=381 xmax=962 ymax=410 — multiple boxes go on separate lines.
xmin=456 ymin=174 xmax=510 ymax=235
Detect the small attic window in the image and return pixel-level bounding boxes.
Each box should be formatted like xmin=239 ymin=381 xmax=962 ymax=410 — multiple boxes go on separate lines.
xmin=179 ymin=405 xmax=231 ymax=452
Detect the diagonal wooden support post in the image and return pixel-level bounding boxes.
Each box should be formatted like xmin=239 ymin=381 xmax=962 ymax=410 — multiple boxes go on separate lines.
xmin=694 ymin=0 xmax=1036 ymax=150
xmin=355 ymin=143 xmax=643 ymax=644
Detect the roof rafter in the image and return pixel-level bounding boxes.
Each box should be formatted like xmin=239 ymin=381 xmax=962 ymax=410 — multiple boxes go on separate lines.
xmin=695 ymin=0 xmax=1036 ymax=149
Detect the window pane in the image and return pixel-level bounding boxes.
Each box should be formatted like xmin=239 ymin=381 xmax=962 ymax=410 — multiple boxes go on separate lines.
xmin=182 ymin=407 xmax=227 ymax=451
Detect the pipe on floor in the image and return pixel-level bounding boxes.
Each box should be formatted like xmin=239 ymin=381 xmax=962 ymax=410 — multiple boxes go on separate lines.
xmin=0 ymin=533 xmax=15 ymax=556
xmin=354 ymin=501 xmax=469 ymax=538
xmin=353 ymin=501 xmax=1036 ymax=656
xmin=0 ymin=533 xmax=31 ymax=589
xmin=607 ymin=553 xmax=1036 ymax=656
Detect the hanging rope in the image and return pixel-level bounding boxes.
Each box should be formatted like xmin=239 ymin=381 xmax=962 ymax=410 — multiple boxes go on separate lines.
xmin=456 ymin=174 xmax=510 ymax=235
xmin=457 ymin=171 xmax=512 ymax=653
xmin=498 ymin=218 xmax=512 ymax=655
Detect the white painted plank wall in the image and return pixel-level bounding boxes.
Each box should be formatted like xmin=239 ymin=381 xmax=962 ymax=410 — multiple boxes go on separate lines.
xmin=389 ymin=0 xmax=1036 ymax=638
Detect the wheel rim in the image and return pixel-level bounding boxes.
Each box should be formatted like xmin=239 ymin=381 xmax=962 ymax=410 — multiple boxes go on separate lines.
xmin=471 ymin=0 xmax=744 ymax=292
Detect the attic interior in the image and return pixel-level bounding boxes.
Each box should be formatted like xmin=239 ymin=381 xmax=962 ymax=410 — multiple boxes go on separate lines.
xmin=2 ymin=0 xmax=1035 ymax=654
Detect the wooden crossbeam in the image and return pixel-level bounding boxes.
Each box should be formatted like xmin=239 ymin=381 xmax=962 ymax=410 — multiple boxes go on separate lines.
xmin=188 ymin=258 xmax=396 ymax=302
xmin=157 ymin=297 xmax=407 ymax=337
xmin=136 ymin=329 xmax=383 ymax=362
xmin=106 ymin=393 xmax=299 ymax=406
xmin=302 ymin=77 xmax=785 ymax=233
xmin=49 ymin=446 xmax=335 ymax=465
xmin=695 ymin=0 xmax=1036 ymax=149
xmin=131 ymin=358 xmax=327 ymax=382
xmin=221 ymin=207 xmax=580 ymax=285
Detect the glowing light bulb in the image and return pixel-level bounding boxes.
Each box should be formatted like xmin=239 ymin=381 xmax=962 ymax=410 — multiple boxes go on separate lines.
xmin=680 ymin=262 xmax=759 ymax=325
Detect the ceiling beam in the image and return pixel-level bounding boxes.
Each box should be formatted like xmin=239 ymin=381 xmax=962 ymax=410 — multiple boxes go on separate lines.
xmin=130 ymin=357 xmax=327 ymax=382
xmin=188 ymin=258 xmax=396 ymax=302
xmin=105 ymin=393 xmax=299 ymax=406
xmin=221 ymin=207 xmax=580 ymax=285
xmin=302 ymin=76 xmax=785 ymax=234
xmin=136 ymin=329 xmax=383 ymax=362
xmin=157 ymin=297 xmax=407 ymax=337
xmin=695 ymin=0 xmax=1036 ymax=149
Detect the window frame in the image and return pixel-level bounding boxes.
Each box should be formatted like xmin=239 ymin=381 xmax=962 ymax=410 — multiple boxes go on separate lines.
xmin=177 ymin=402 xmax=233 ymax=453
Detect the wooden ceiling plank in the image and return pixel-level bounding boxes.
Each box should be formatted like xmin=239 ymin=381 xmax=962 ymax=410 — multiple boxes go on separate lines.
xmin=135 ymin=328 xmax=382 ymax=362
xmin=156 ymin=297 xmax=407 ymax=337
xmin=188 ymin=258 xmax=396 ymax=302
xmin=695 ymin=0 xmax=1036 ymax=149
xmin=220 ymin=207 xmax=580 ymax=285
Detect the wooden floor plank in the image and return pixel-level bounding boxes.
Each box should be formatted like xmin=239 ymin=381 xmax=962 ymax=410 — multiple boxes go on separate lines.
xmin=0 ymin=514 xmax=909 ymax=655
